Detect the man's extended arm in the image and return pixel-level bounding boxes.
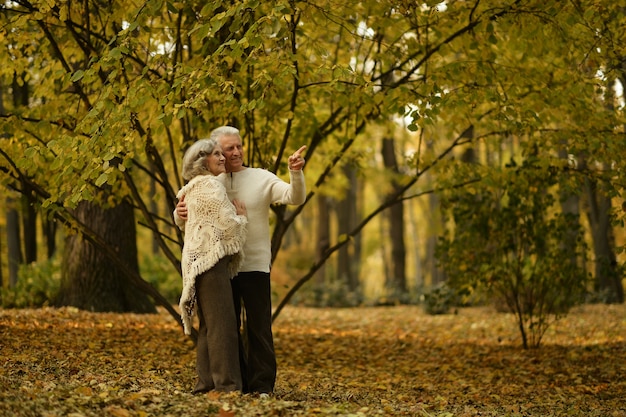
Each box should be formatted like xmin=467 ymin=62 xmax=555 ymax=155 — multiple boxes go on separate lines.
xmin=174 ymin=195 xmax=187 ymax=230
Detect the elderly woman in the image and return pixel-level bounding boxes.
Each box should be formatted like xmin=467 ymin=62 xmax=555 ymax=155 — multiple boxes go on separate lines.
xmin=177 ymin=138 xmax=248 ymax=393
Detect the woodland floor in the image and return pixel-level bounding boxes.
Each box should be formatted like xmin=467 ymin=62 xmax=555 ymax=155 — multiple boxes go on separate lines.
xmin=0 ymin=304 xmax=625 ymax=417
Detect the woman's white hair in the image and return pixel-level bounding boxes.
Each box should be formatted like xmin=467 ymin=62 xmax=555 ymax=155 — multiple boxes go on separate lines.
xmin=181 ymin=138 xmax=219 ymax=182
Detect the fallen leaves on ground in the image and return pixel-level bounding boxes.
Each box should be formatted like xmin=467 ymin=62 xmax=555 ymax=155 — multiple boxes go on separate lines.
xmin=1 ymin=304 xmax=625 ymax=416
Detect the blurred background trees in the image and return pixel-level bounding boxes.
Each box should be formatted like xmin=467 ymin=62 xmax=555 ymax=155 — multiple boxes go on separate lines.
xmin=0 ymin=0 xmax=624 ymax=346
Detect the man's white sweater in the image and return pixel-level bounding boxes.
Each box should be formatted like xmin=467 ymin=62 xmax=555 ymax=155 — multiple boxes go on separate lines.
xmin=175 ymin=167 xmax=306 ymax=273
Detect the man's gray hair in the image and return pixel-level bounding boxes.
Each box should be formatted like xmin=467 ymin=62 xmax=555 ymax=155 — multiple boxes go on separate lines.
xmin=182 ymin=138 xmax=219 ymax=182
xmin=209 ymin=126 xmax=240 ymax=142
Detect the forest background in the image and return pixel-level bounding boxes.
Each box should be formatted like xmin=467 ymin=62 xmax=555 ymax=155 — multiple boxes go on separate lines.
xmin=1 ymin=0 xmax=626 ymax=351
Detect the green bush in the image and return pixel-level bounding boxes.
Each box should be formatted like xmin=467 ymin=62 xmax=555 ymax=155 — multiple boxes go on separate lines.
xmin=423 ymin=283 xmax=458 ymax=315
xmin=291 ymin=278 xmax=363 ymax=308
xmin=436 ymin=158 xmax=590 ymax=348
xmin=0 ymin=254 xmax=181 ymax=309
xmin=1 ymin=259 xmax=61 ymax=308
xmin=140 ymin=254 xmax=181 ymax=304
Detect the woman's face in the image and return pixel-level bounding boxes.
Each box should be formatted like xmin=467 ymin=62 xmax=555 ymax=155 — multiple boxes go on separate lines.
xmin=206 ymin=146 xmax=226 ymax=175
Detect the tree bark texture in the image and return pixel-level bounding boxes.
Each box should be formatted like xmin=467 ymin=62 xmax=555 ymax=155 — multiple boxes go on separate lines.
xmin=6 ymin=197 xmax=22 ymax=287
xmin=558 ymin=148 xmax=582 ymax=268
xmin=21 ymin=191 xmax=37 ymax=264
xmin=315 ymin=196 xmax=330 ymax=289
xmin=381 ymin=136 xmax=407 ymax=296
xmin=42 ymin=214 xmax=57 ymax=259
xmin=585 ymin=177 xmax=625 ymax=303
xmin=337 ymin=165 xmax=360 ymax=293
xmin=56 ymin=199 xmax=156 ymax=313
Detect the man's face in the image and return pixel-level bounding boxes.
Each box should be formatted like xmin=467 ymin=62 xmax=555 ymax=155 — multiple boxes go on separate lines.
xmin=218 ymin=134 xmax=244 ymax=173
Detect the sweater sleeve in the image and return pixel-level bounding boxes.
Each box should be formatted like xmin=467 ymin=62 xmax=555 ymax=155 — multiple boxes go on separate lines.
xmin=269 ymin=169 xmax=306 ymax=206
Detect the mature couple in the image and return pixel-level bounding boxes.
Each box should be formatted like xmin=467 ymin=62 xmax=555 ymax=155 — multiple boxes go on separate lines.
xmin=175 ymin=126 xmax=306 ymax=396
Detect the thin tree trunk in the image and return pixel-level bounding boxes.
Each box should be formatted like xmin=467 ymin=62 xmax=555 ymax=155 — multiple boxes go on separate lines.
xmin=585 ymin=176 xmax=624 ymax=303
xmin=379 ymin=212 xmax=392 ymax=294
xmin=21 ymin=190 xmax=37 ymax=264
xmin=381 ymin=136 xmax=407 ymax=298
xmin=337 ymin=165 xmax=359 ymax=293
xmin=6 ymin=196 xmax=22 ymax=287
xmin=315 ymin=195 xmax=330 ymax=299
xmin=6 ymin=74 xmax=29 ymax=285
xmin=425 ymin=134 xmax=453 ymax=288
xmin=583 ymin=74 xmax=624 ymax=304
xmin=558 ymin=149 xmax=581 ymax=268
xmin=42 ymin=214 xmax=57 ymax=259
xmin=408 ymin=198 xmax=423 ymax=290
xmin=150 ymin=173 xmax=159 ymax=254
xmin=426 ymin=194 xmax=447 ymax=286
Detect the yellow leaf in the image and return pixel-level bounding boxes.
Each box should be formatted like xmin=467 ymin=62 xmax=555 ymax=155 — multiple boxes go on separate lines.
xmin=74 ymin=386 xmax=93 ymax=396
xmin=219 ymin=409 xmax=235 ymax=417
xmin=104 ymin=406 xmax=132 ymax=417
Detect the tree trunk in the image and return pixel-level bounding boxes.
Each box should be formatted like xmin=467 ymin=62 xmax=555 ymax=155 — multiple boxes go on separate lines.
xmin=558 ymin=149 xmax=581 ymax=268
xmin=150 ymin=172 xmax=160 ymax=254
xmin=6 ymin=74 xmax=29 ymax=285
xmin=6 ymin=196 xmax=22 ymax=287
xmin=315 ymin=195 xmax=330 ymax=295
xmin=21 ymin=190 xmax=37 ymax=264
xmin=425 ymin=191 xmax=445 ymax=286
xmin=408 ymin=198 xmax=423 ymax=290
xmin=42 ymin=213 xmax=57 ymax=259
xmin=582 ymin=74 xmax=624 ymax=304
xmin=337 ymin=165 xmax=360 ymax=293
xmin=425 ymin=134 xmax=456 ymax=288
xmin=56 ymin=199 xmax=156 ymax=313
xmin=585 ymin=177 xmax=624 ymax=303
xmin=381 ymin=136 xmax=407 ymax=297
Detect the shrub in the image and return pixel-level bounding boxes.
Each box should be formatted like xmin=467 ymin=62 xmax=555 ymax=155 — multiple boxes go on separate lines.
xmin=291 ymin=278 xmax=363 ymax=308
xmin=436 ymin=158 xmax=589 ymax=348
xmin=1 ymin=254 xmax=181 ymax=309
xmin=1 ymin=258 xmax=61 ymax=308
xmin=140 ymin=254 xmax=181 ymax=305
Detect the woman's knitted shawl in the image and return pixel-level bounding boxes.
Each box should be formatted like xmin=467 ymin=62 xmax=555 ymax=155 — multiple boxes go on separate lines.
xmin=176 ymin=174 xmax=247 ymax=335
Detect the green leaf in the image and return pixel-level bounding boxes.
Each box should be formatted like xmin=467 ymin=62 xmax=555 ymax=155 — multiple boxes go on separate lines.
xmin=166 ymin=1 xmax=178 ymax=13
xmin=70 ymin=70 xmax=85 ymax=82
xmin=95 ymin=173 xmax=108 ymax=187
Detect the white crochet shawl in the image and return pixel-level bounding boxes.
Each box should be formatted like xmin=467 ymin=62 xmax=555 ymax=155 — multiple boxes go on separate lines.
xmin=176 ymin=174 xmax=247 ymax=335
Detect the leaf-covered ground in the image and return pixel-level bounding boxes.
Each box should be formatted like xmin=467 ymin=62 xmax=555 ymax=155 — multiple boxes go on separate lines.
xmin=1 ymin=304 xmax=625 ymax=417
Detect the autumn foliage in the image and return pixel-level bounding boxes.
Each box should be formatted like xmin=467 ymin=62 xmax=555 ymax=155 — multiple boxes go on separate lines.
xmin=1 ymin=304 xmax=625 ymax=416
